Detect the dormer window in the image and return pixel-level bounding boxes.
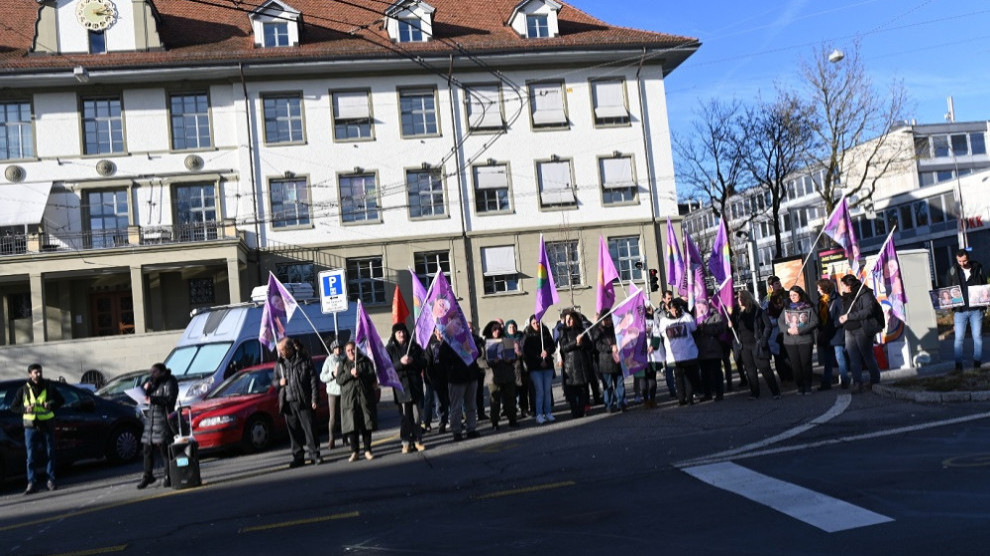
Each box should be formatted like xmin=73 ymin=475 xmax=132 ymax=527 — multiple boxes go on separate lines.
xmin=509 ymin=0 xmax=562 ymax=39
xmin=250 ymin=1 xmax=301 ymax=48
xmin=263 ymin=22 xmax=290 ymax=47
xmin=385 ymin=1 xmax=435 ymax=43
xmin=398 ymin=18 xmax=425 ymax=43
xmin=526 ymin=15 xmax=549 ymax=38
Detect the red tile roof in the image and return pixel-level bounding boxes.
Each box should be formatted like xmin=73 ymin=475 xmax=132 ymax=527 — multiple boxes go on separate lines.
xmin=0 ymin=0 xmax=698 ymax=71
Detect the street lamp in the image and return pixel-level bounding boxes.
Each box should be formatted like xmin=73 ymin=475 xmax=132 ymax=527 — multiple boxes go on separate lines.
xmin=828 ymin=49 xmax=844 ymax=63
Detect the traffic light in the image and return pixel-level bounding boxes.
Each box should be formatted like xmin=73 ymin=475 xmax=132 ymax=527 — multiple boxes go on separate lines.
xmin=648 ymin=268 xmax=660 ymax=292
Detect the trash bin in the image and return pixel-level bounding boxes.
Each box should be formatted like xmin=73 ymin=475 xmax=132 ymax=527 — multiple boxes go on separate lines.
xmin=169 ymin=407 xmax=201 ymax=490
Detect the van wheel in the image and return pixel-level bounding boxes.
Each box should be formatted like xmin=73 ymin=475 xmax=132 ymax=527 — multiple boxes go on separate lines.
xmin=242 ymin=416 xmax=272 ymax=453
xmin=106 ymin=426 xmax=141 ymax=464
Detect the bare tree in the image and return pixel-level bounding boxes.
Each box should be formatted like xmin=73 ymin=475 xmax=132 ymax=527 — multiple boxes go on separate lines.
xmin=674 ymin=99 xmax=753 ymax=257
xmin=739 ymin=93 xmax=815 ymax=258
xmin=800 ymin=43 xmax=911 ymax=215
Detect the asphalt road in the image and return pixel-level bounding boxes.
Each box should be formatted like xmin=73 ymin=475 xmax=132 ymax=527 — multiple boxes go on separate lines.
xmin=3 ymin=377 xmax=990 ymax=555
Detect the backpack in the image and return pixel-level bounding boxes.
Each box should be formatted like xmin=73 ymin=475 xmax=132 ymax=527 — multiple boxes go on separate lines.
xmin=863 ymin=297 xmax=885 ymax=336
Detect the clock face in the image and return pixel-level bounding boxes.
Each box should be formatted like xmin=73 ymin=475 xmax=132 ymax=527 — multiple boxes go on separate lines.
xmin=76 ymin=0 xmax=117 ymax=32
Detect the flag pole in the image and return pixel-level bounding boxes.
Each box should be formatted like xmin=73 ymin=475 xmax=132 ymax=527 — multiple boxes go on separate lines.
xmin=843 ymin=226 xmax=897 ymax=317
xmin=579 ymin=287 xmax=640 ymax=339
xmin=789 ymin=194 xmax=847 ymax=289
xmin=408 ymin=271 xmax=437 ymax=356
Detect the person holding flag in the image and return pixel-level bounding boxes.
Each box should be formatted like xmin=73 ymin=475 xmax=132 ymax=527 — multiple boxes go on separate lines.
xmin=522 ymin=315 xmax=556 ymax=424
xmin=386 ymin=323 xmax=426 ymax=454
xmin=838 ymin=274 xmax=883 ymax=393
xmin=337 ymin=340 xmax=379 ymax=461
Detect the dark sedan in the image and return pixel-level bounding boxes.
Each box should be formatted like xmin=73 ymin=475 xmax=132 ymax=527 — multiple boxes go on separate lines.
xmin=0 ymin=380 xmax=143 ymax=485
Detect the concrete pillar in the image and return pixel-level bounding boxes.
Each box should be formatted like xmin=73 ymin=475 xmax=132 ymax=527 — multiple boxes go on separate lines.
xmin=130 ymin=266 xmax=147 ymax=334
xmin=29 ymin=273 xmax=44 ymax=343
xmin=227 ymin=258 xmax=242 ymax=304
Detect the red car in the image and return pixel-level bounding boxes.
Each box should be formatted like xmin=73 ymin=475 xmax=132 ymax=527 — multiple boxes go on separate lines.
xmin=190 ymin=357 xmax=330 ymax=453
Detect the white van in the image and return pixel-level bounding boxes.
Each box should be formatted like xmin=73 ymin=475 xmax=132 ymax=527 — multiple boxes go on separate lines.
xmin=164 ymin=284 xmax=355 ymax=405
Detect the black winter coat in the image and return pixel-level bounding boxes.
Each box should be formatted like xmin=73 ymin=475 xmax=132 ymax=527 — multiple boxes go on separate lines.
xmin=695 ymin=312 xmax=727 ymax=361
xmin=593 ymin=325 xmax=622 ymax=375
xmin=276 ymin=352 xmax=320 ymax=411
xmin=386 ymin=339 xmax=425 ymax=405
xmin=521 ymin=324 xmax=556 ymax=372
xmin=558 ymin=326 xmax=593 ymax=385
xmin=429 ymin=338 xmax=475 ymax=384
xmin=141 ymin=373 xmax=177 ymax=445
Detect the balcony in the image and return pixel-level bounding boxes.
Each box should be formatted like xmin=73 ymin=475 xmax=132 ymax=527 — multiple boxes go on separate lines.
xmin=1 ymin=220 xmax=239 ymax=256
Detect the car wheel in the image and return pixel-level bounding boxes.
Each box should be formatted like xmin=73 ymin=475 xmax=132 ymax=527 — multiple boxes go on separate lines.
xmin=106 ymin=426 xmax=141 ymax=464
xmin=242 ymin=415 xmax=272 ymax=453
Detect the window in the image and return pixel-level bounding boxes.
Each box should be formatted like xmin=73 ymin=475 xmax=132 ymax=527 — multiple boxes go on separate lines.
xmin=89 ymin=31 xmax=106 ymax=54
xmin=546 ymin=240 xmax=581 ymax=287
xmin=466 ymin=85 xmax=503 ymax=130
xmin=407 ymin=169 xmax=445 ymax=218
xmin=0 ymin=101 xmax=33 ymax=160
xmin=270 ymin=178 xmax=310 ymax=228
xmin=885 ymin=209 xmax=899 ymax=232
xmin=936 ymin=170 xmax=953 ymax=183
xmin=276 ymin=262 xmax=315 ymax=287
xmin=399 ymin=89 xmax=438 ymax=137
xmin=263 ymin=95 xmax=304 ymax=144
xmin=971 ymin=133 xmax=987 ymax=155
xmin=951 ymin=134 xmax=969 ymax=157
xmin=914 ymin=137 xmax=931 ymax=159
xmin=932 ymin=135 xmax=949 ymax=157
xmin=397 ymin=19 xmax=424 ymax=42
xmin=82 ymin=97 xmax=124 ymax=155
xmin=929 ymin=196 xmax=945 ymax=224
xmin=414 ymin=251 xmax=450 ymax=281
xmin=919 ymin=172 xmax=936 ymax=187
xmin=347 ymin=257 xmax=385 ymax=304
xmin=858 ymin=217 xmax=873 ymax=239
xmin=529 ymin=82 xmax=567 ymax=127
xmin=474 ymin=164 xmax=510 ymax=213
xmin=86 ymin=190 xmax=128 ymax=248
xmin=189 ymin=278 xmax=216 ymax=305
xmin=263 ymin=22 xmax=290 ymax=47
xmin=331 ymin=91 xmax=373 ymax=141
xmin=339 ymin=174 xmax=379 ymax=223
xmin=873 ymin=213 xmax=886 ymax=236
xmin=591 ymin=79 xmax=629 ymax=125
xmin=600 ymin=156 xmax=636 ymax=205
xmin=607 ymin=236 xmax=643 ymax=282
xmin=942 ymin=192 xmax=958 ymax=221
xmin=898 ymin=205 xmax=914 ymax=230
xmin=537 ymin=160 xmax=575 ymax=207
xmin=169 ymin=93 xmax=211 ymax=150
xmin=481 ymin=245 xmax=520 ymax=294
xmin=781 ymin=213 xmax=790 ymax=233
xmin=175 ymin=184 xmax=218 ymax=241
xmin=914 ymin=200 xmax=929 ymax=227
xmin=526 ymin=14 xmax=549 ymax=38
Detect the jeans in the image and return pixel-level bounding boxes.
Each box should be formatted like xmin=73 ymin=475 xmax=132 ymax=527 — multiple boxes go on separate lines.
xmin=954 ymin=309 xmax=984 ymax=364
xmin=833 ymin=345 xmax=849 ymax=386
xmin=530 ymin=369 xmax=554 ymax=417
xmin=25 ymin=424 xmax=56 ymax=485
xmin=602 ymin=373 xmax=626 ymax=409
xmin=662 ymin=363 xmax=677 ymax=397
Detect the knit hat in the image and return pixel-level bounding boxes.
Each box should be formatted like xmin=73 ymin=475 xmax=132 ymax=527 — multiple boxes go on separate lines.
xmin=392 ymin=322 xmax=409 ymax=335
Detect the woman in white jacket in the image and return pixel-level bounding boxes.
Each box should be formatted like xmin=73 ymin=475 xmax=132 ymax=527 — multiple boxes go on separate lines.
xmin=656 ymin=299 xmax=701 ymax=406
xmin=318 ymin=341 xmax=344 ymax=451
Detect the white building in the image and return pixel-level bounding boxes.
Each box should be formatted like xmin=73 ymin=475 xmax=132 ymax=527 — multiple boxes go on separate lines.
xmin=0 ymin=0 xmax=697 ymax=377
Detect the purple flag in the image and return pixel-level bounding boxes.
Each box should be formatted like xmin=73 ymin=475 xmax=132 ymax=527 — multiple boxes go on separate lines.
xmin=822 ymin=197 xmax=862 ymax=274
xmin=409 ymin=268 xmax=435 ymax=350
xmin=666 ymin=218 xmax=686 ymax=296
xmin=596 ymin=236 xmax=620 ymax=314
xmin=612 ymin=285 xmax=648 ymax=377
xmin=258 ymin=273 xmax=299 ymax=352
xmin=870 ymin=233 xmax=906 ymax=322
xmin=534 ymin=235 xmax=560 ymax=322
xmin=354 ymin=300 xmax=403 ymax=391
xmin=423 ymin=271 xmax=479 ymax=366
xmin=683 ymin=233 xmax=710 ymax=324
xmin=709 ymin=218 xmax=733 ymax=315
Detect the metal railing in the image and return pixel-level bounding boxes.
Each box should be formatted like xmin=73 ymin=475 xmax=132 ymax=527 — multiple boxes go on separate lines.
xmin=0 ymin=221 xmax=237 ymax=256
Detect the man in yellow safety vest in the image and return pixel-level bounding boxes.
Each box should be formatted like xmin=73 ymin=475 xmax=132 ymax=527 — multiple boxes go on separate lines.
xmin=13 ymin=363 xmax=64 ymax=495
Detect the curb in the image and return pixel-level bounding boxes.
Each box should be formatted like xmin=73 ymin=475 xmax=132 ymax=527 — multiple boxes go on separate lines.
xmin=873 ymin=382 xmax=990 ymax=404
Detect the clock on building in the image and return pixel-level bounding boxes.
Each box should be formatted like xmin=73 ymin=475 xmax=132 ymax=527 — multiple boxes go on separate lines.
xmin=76 ymin=0 xmax=118 ymax=31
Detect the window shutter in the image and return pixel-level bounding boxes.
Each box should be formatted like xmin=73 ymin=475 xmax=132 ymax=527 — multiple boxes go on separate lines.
xmin=334 ymin=91 xmax=370 ymax=120
xmin=475 ymin=165 xmax=508 ymax=190
xmin=593 ymin=80 xmax=627 ymax=119
xmin=539 ymin=161 xmax=574 ymax=205
xmin=531 ymin=83 xmax=566 ymax=125
xmin=601 ymin=157 xmax=634 ymax=189
xmin=482 ymin=245 xmax=518 ymax=276
xmin=468 ymin=85 xmax=503 ymax=129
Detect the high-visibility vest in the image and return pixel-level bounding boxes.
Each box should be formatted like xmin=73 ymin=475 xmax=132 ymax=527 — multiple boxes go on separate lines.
xmin=23 ymin=384 xmax=54 ymax=422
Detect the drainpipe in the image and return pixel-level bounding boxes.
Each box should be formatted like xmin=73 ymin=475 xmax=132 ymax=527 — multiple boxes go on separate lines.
xmin=239 ymin=62 xmax=263 ymax=286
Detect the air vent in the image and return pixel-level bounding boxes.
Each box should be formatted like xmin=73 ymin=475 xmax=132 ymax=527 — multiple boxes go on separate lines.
xmin=4 ymin=165 xmax=25 ymax=182
xmin=184 ymin=154 xmax=204 ymax=171
xmin=96 ymin=159 xmax=116 ymax=177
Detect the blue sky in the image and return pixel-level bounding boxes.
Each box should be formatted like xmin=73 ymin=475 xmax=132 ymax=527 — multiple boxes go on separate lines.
xmin=569 ymin=0 xmax=990 ymax=182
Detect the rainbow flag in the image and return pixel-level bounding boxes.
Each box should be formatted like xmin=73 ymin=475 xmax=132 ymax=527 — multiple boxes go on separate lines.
xmin=534 ymin=234 xmax=560 ymax=322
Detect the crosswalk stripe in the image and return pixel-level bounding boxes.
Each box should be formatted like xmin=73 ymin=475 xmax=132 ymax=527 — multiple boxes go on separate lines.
xmin=683 ymin=462 xmax=894 ymax=533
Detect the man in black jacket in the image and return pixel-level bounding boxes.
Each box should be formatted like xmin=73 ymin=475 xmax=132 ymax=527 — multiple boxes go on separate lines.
xmin=13 ymin=363 xmax=64 ymax=494
xmin=946 ymin=249 xmax=987 ymax=370
xmin=276 ymin=338 xmax=322 ymax=467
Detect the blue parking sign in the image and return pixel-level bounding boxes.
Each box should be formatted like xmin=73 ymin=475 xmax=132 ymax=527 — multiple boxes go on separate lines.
xmin=318 ymin=269 xmax=348 ymax=313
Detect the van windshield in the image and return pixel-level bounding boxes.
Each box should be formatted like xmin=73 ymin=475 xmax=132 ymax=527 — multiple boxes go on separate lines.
xmin=165 ymin=343 xmax=234 ymax=378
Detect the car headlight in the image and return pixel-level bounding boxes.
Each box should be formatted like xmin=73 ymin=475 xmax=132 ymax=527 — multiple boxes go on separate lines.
xmin=188 ymin=377 xmax=214 ymax=397
xmin=197 ymin=415 xmax=236 ymax=428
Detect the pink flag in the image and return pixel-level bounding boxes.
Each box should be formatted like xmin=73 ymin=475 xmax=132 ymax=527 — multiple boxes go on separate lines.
xmin=684 ymin=233 xmax=710 ymax=324
xmin=258 ymin=273 xmax=299 ymax=352
xmin=870 ymin=233 xmax=906 ymax=322
xmin=409 ymin=268 xmax=435 ymax=350
xmin=612 ymin=285 xmax=648 ymax=377
xmin=596 ymin=236 xmax=620 ymax=314
xmin=709 ymin=218 xmax=733 ymax=315
xmin=822 ymin=197 xmax=862 ymax=274
xmin=534 ymin=235 xmax=560 ymax=322
xmin=666 ymin=218 xmax=685 ymax=296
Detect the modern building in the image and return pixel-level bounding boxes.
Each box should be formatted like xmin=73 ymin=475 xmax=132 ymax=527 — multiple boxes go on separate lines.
xmin=0 ymin=0 xmax=698 ymax=377
xmin=682 ymin=120 xmax=990 ymax=292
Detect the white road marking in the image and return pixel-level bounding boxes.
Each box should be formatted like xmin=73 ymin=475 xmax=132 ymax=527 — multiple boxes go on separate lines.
xmin=684 ymin=462 xmax=894 ymax=533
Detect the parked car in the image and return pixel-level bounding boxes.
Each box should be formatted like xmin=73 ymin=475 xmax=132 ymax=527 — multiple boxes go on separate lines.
xmin=96 ymin=370 xmax=153 ymax=407
xmin=190 ymin=356 xmax=330 ymax=453
xmin=0 ymin=380 xmax=143 ymax=485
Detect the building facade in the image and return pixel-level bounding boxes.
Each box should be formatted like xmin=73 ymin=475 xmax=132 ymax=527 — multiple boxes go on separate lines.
xmin=0 ymin=0 xmax=697 ymax=376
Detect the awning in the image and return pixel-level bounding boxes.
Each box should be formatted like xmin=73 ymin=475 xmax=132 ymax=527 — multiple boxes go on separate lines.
xmin=0 ymin=182 xmax=52 ymax=227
